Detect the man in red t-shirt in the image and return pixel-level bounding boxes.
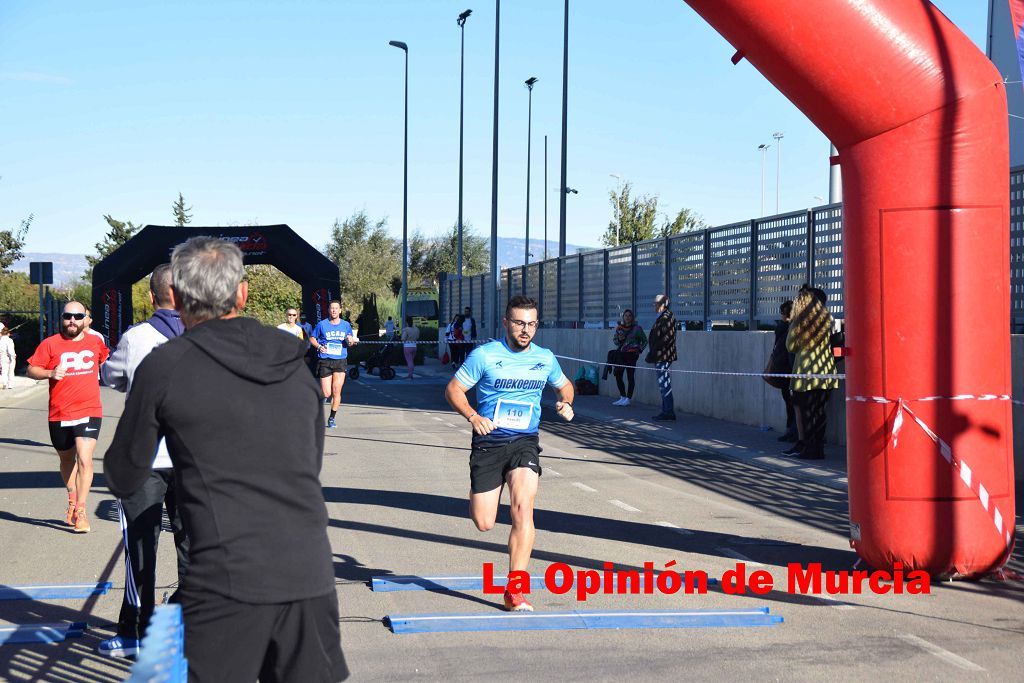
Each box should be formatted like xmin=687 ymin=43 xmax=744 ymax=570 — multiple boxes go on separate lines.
xmin=27 ymin=300 xmax=109 ymax=533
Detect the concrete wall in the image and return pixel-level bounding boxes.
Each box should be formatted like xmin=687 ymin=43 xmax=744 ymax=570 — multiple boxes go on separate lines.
xmin=527 ymin=330 xmax=1021 ymax=480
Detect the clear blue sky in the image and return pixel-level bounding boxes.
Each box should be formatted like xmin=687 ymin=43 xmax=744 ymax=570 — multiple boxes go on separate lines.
xmin=0 ymin=0 xmax=988 ymax=255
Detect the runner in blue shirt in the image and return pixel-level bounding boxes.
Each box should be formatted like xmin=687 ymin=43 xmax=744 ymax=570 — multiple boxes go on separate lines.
xmin=310 ymin=300 xmax=358 ymax=428
xmin=445 ymin=295 xmax=575 ymax=612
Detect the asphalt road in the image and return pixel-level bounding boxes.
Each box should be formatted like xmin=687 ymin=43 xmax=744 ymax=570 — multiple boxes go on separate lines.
xmin=0 ymin=374 xmax=1021 ymax=682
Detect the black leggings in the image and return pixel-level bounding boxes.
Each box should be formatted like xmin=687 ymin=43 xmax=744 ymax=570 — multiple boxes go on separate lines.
xmin=612 ymin=351 xmax=639 ymax=398
xmin=794 ymin=389 xmax=831 ymax=446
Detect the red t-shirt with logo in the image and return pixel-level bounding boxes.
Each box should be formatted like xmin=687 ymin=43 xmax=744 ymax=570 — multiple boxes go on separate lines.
xmin=28 ymin=333 xmax=109 ymax=422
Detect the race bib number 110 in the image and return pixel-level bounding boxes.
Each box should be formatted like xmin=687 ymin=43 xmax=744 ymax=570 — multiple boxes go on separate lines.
xmin=493 ymin=399 xmax=533 ymax=430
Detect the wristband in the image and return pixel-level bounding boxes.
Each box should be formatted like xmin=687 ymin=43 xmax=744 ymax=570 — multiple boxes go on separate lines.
xmin=467 ymin=413 xmax=478 ymax=422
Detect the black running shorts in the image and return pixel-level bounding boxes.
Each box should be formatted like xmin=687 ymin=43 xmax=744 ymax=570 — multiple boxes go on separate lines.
xmin=316 ymin=358 xmax=348 ymax=378
xmin=469 ymin=435 xmax=542 ymax=493
xmin=48 ymin=417 xmax=102 ymax=451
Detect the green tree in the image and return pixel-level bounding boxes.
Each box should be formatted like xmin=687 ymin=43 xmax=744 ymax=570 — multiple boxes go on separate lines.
xmin=172 ymin=192 xmax=193 ymax=227
xmin=602 ymin=182 xmax=659 ymax=247
xmin=242 ymin=265 xmax=301 ymax=325
xmin=411 ymin=222 xmax=489 ymax=284
xmin=0 ymin=214 xmax=33 ymax=271
xmin=661 ymin=207 xmax=708 ymax=236
xmin=86 ymin=215 xmax=141 ymax=277
xmin=324 ymin=210 xmax=401 ymax=309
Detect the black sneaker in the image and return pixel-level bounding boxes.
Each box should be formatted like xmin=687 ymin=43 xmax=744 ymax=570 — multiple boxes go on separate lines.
xmin=782 ymin=440 xmax=804 ymax=455
xmin=652 ymin=413 xmax=677 ymax=421
xmin=777 ymin=430 xmax=798 ymax=442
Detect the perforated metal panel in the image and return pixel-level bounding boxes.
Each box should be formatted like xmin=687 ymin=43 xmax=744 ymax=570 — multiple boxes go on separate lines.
xmin=669 ymin=232 xmax=704 ymax=322
xmin=471 ymin=274 xmax=486 ymax=325
xmin=756 ymin=211 xmax=809 ymax=323
xmin=811 ymin=204 xmax=844 ymax=319
xmin=559 ymin=256 xmax=580 ymax=324
xmin=1011 ymin=168 xmax=1024 ymax=330
xmin=509 ymin=267 xmax=523 ymax=300
xmin=708 ymin=221 xmax=751 ymax=321
xmin=634 ymin=239 xmax=666 ymax=330
xmin=581 ymin=251 xmax=605 ymax=326
xmin=542 ymin=261 xmax=558 ymax=325
xmin=525 ymin=263 xmax=541 ymax=307
xmin=606 ymin=246 xmax=633 ymax=326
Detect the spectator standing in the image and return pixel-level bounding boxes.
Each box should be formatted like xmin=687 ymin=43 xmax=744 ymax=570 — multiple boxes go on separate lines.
xmin=97 ymin=264 xmax=190 ymax=658
xmin=645 ymin=295 xmax=678 ymax=421
xmin=384 ymin=316 xmax=396 ymax=338
xmin=401 ymin=316 xmax=420 ymax=380
xmin=785 ymin=287 xmax=839 ymax=460
xmin=771 ymin=300 xmax=798 ymax=443
xmin=104 ymin=236 xmax=348 ymax=682
xmin=609 ymin=309 xmax=646 ymax=407
xmin=0 ymin=324 xmax=15 ymax=389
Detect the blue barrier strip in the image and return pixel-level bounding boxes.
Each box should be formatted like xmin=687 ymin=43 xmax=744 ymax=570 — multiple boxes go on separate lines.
xmin=0 ymin=621 xmax=87 ymax=645
xmin=127 ymin=604 xmax=187 ymax=683
xmin=0 ymin=582 xmax=113 ymax=601
xmin=371 ymin=575 xmax=719 ymax=593
xmin=386 ymin=607 xmax=782 ymax=634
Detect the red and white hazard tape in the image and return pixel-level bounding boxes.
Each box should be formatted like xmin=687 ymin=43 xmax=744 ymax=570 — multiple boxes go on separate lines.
xmin=848 ymin=394 xmax=1015 ymax=549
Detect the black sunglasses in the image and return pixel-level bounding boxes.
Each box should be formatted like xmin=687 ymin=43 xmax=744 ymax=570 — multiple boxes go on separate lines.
xmin=62 ymin=313 xmax=86 ymax=321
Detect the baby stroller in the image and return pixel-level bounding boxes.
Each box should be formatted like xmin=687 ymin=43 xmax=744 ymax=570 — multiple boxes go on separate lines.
xmin=348 ymin=334 xmax=398 ymax=381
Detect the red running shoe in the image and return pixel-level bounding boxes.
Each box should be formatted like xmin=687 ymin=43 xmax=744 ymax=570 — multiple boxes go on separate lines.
xmin=503 ymin=589 xmax=534 ymax=612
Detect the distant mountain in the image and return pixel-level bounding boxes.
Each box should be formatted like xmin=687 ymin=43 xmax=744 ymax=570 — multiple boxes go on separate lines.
xmin=495 ymin=237 xmax=593 ymax=269
xmin=11 ymin=253 xmax=90 ymax=286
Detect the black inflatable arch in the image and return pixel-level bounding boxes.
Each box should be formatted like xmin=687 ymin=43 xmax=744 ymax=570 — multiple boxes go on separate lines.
xmin=91 ymin=224 xmax=339 ymax=346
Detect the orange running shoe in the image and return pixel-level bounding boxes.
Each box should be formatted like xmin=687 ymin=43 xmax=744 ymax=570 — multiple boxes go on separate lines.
xmin=65 ymin=499 xmax=77 ymax=526
xmin=73 ymin=507 xmax=90 ymax=533
xmin=503 ymin=589 xmax=534 ymax=612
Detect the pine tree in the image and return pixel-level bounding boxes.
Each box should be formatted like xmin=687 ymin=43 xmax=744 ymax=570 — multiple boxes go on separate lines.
xmin=85 ymin=215 xmax=141 ymax=275
xmin=172 ymin=192 xmax=193 ymax=227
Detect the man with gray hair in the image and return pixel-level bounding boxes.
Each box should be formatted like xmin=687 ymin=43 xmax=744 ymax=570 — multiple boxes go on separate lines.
xmin=104 ymin=236 xmax=348 ymax=681
xmin=98 ymin=264 xmax=189 ymax=658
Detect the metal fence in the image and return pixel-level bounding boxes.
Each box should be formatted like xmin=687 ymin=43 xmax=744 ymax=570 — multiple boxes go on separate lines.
xmin=442 ymin=168 xmax=1024 ymax=334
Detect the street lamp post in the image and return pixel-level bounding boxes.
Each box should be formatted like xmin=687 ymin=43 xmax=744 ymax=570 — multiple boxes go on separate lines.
xmin=757 ymin=143 xmax=770 ymax=217
xmin=773 ymin=131 xmax=784 ymax=213
xmin=489 ymin=0 xmax=500 ymax=339
xmin=544 ymin=134 xmax=548 ymax=261
xmin=558 ymin=0 xmax=569 ymax=257
xmin=525 ymin=77 xmax=538 ymax=265
xmin=610 ymin=173 xmax=621 ymax=245
xmin=389 ymin=40 xmax=409 ymax=324
xmin=456 ymin=9 xmax=471 ymax=278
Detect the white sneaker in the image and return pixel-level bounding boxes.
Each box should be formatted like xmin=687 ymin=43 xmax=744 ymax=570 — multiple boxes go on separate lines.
xmin=619 ymin=397 xmax=631 ymax=407
xmin=612 ymin=397 xmax=624 ymax=406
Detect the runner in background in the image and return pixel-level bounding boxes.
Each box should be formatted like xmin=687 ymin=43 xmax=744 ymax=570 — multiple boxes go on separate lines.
xmin=25 ymin=301 xmax=109 ymax=532
xmin=310 ymin=300 xmax=358 ymax=428
xmin=444 ymin=295 xmax=574 ymax=612
xmin=277 ymin=308 xmax=305 ymax=339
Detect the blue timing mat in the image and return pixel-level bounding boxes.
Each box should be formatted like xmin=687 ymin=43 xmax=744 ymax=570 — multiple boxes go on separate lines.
xmin=0 ymin=622 xmax=86 ymax=645
xmin=386 ymin=607 xmax=782 ymax=634
xmin=0 ymin=582 xmax=112 ymax=600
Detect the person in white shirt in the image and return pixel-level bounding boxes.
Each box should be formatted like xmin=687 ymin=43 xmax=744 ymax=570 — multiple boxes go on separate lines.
xmin=384 ymin=316 xmax=395 ymax=338
xmin=0 ymin=324 xmax=15 ymax=389
xmin=277 ymin=308 xmax=306 ymax=339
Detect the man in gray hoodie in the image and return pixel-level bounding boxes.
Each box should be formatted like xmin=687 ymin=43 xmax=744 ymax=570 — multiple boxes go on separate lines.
xmin=98 ymin=264 xmax=189 ymax=658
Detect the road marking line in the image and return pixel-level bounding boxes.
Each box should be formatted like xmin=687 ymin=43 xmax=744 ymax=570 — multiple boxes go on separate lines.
xmin=444 ymin=423 xmax=457 ymax=428
xmin=896 ymin=634 xmax=985 ymax=671
xmin=609 ymin=499 xmax=641 ymax=512
xmin=546 ymin=468 xmax=562 ymax=477
xmin=814 ymin=594 xmax=856 ymax=610
xmin=572 ymin=482 xmax=597 ymax=493
xmin=716 ymin=548 xmax=765 ymax=567
xmin=432 ymin=417 xmax=444 ymax=422
xmin=656 ymin=521 xmax=694 ymax=536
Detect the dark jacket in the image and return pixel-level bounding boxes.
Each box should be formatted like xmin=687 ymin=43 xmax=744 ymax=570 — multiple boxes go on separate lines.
xmin=104 ymin=317 xmax=333 ymax=604
xmin=771 ymin=319 xmax=793 ymax=372
xmin=645 ymin=309 xmax=678 ymax=364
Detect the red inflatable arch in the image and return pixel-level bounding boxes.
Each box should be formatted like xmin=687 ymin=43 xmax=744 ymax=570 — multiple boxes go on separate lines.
xmin=683 ymin=0 xmax=1015 ymax=575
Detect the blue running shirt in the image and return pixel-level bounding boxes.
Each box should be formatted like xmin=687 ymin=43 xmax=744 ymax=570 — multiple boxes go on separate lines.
xmin=312 ymin=319 xmax=354 ymax=359
xmin=454 ymin=339 xmax=568 ymax=445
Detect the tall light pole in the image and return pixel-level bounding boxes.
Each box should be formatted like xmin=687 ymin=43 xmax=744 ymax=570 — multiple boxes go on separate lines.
xmin=456 ymin=9 xmax=471 ymax=277
xmin=389 ymin=40 xmax=409 ymax=324
xmin=524 ymin=76 xmax=538 ymax=265
xmin=489 ymin=0 xmax=500 ymax=338
xmin=543 ymin=134 xmax=548 ymax=261
xmin=773 ymin=131 xmax=784 ymax=214
xmin=761 ymin=143 xmax=770 ymax=216
xmin=558 ymin=0 xmax=569 ymax=257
